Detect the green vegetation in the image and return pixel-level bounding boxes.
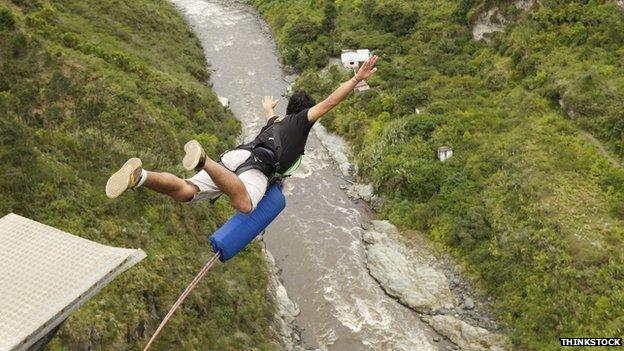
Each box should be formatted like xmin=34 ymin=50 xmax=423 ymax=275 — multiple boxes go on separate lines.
xmin=0 ymin=0 xmax=279 ymax=349
xmin=252 ymin=0 xmax=624 ymax=349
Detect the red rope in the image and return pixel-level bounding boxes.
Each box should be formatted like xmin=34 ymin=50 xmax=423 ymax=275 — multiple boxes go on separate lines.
xmin=143 ymin=252 xmax=221 ymax=351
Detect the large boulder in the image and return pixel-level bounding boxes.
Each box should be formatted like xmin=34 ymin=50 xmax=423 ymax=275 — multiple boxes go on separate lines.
xmin=422 ymin=315 xmax=508 ymax=351
xmin=472 ymin=0 xmax=540 ymax=41
xmin=363 ymin=221 xmax=454 ymax=313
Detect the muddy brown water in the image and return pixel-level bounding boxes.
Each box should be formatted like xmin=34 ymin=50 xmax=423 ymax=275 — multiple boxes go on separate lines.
xmin=172 ymin=1 xmax=451 ymax=350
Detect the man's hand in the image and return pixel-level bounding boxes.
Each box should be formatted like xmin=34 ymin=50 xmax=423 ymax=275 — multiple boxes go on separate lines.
xmin=354 ymin=55 xmax=379 ymax=82
xmin=262 ymin=96 xmax=279 ymax=112
xmin=262 ymin=96 xmax=279 ymax=120
xmin=308 ymin=55 xmax=380 ymax=123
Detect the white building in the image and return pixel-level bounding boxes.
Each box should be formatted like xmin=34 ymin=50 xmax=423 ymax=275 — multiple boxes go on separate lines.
xmin=437 ymin=146 xmax=453 ymax=162
xmin=341 ymin=49 xmax=370 ymax=69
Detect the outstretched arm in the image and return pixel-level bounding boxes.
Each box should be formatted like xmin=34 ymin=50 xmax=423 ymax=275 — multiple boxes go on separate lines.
xmin=308 ymin=55 xmax=378 ymax=123
xmin=262 ymin=96 xmax=279 ymax=121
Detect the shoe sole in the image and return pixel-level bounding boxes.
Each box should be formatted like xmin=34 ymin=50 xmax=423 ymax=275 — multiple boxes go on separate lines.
xmin=105 ymin=157 xmax=142 ymax=199
xmin=183 ymin=140 xmax=202 ymax=171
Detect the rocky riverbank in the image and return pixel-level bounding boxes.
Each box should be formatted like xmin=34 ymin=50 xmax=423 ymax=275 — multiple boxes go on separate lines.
xmin=362 ymin=220 xmax=508 ymax=351
xmin=262 ymin=246 xmax=305 ymax=350
xmin=313 ymin=117 xmax=509 ymax=350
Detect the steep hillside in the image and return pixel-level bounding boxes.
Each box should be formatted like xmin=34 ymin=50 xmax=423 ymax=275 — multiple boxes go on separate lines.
xmin=0 ymin=0 xmax=278 ymax=349
xmin=251 ymin=0 xmax=624 ymax=349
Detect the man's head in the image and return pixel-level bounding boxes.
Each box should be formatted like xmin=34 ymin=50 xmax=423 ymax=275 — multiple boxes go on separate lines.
xmin=286 ymin=91 xmax=316 ymax=115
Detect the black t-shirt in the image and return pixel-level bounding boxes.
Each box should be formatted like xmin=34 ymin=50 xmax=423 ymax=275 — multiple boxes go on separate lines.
xmin=249 ymin=108 xmax=314 ymax=172
xmin=275 ymin=108 xmax=314 ymax=170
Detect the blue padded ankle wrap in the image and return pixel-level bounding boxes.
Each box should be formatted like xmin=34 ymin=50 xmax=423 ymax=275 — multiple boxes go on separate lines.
xmin=209 ymin=183 xmax=286 ymax=262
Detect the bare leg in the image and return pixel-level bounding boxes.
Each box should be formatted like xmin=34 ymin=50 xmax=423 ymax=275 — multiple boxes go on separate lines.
xmin=202 ymin=159 xmax=253 ymax=213
xmin=143 ymin=171 xmax=199 ymax=203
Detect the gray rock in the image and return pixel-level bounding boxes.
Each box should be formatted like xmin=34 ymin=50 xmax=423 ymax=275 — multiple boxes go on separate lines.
xmin=450 ymin=275 xmax=460 ymax=286
xmin=369 ymin=195 xmax=385 ymax=212
xmin=370 ymin=220 xmax=399 ymax=235
xmin=362 ymin=230 xmax=385 ymax=245
xmin=472 ymin=0 xmax=539 ymax=42
xmin=363 ymin=227 xmax=454 ymax=313
xmin=423 ymin=315 xmax=508 ymax=351
xmin=437 ymin=308 xmax=451 ymax=315
xmin=464 ymin=297 xmax=475 ymax=310
xmin=433 ymin=336 xmax=440 ymax=342
xmin=346 ymin=183 xmax=374 ymax=202
xmin=356 ymin=184 xmax=374 ymax=202
xmin=263 ymin=248 xmax=301 ymax=350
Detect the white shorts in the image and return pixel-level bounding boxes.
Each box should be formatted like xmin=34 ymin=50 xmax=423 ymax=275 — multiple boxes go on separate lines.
xmin=186 ymin=149 xmax=268 ymax=210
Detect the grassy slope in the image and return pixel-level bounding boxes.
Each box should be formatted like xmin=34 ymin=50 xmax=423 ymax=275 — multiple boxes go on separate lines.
xmin=251 ymin=0 xmax=624 ymax=349
xmin=0 ymin=0 xmax=278 ymax=350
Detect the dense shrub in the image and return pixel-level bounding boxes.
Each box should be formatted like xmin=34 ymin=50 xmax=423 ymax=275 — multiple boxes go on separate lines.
xmin=283 ymin=16 xmax=320 ymax=45
xmin=395 ymin=86 xmax=431 ymax=114
xmin=362 ymin=0 xmax=419 ymax=35
xmin=322 ymin=0 xmax=336 ymax=33
xmin=0 ymin=6 xmax=15 ymax=30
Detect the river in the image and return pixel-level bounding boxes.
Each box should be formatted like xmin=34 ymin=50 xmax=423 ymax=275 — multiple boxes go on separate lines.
xmin=171 ymin=1 xmax=450 ymax=350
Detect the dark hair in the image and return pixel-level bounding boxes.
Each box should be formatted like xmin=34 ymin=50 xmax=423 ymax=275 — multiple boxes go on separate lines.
xmin=286 ymin=91 xmax=316 ymax=115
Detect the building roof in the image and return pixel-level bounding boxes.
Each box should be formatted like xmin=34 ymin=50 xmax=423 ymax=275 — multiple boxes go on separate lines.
xmin=341 ymin=49 xmax=370 ymax=63
xmin=0 ymin=213 xmax=146 ymax=350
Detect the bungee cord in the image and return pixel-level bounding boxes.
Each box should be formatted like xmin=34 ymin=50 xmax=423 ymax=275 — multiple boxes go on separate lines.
xmin=143 ymin=252 xmax=221 ymax=351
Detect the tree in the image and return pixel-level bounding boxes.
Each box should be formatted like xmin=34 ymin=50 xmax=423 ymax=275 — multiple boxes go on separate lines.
xmin=396 ymin=86 xmax=431 ymax=115
xmin=283 ymin=17 xmax=320 ymax=46
xmin=0 ymin=7 xmax=15 ymax=30
xmin=322 ymin=0 xmax=336 ymax=33
xmin=368 ymin=0 xmax=419 ymax=36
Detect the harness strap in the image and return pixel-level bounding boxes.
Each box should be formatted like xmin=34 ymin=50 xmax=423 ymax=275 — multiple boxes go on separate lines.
xmin=271 ymin=121 xmax=283 ymax=173
xmin=209 ymin=118 xmax=300 ymax=196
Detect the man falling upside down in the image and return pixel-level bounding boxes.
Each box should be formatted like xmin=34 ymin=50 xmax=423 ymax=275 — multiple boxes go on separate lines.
xmin=105 ymin=55 xmax=378 ymax=212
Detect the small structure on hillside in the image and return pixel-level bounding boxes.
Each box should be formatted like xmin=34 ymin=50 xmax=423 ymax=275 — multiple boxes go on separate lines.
xmin=341 ymin=49 xmax=370 ymax=69
xmin=341 ymin=49 xmax=372 ymax=92
xmin=0 ymin=213 xmax=145 ymax=351
xmin=437 ymin=146 xmax=453 ymax=162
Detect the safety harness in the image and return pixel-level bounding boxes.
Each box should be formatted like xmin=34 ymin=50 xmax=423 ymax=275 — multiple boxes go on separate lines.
xmin=232 ymin=117 xmax=302 ymax=181
xmin=210 ymin=117 xmax=301 ymax=204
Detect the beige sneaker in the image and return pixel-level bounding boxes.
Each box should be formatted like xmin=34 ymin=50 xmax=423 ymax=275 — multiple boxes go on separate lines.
xmin=182 ymin=140 xmax=206 ymax=171
xmin=105 ymin=157 xmax=143 ymax=199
